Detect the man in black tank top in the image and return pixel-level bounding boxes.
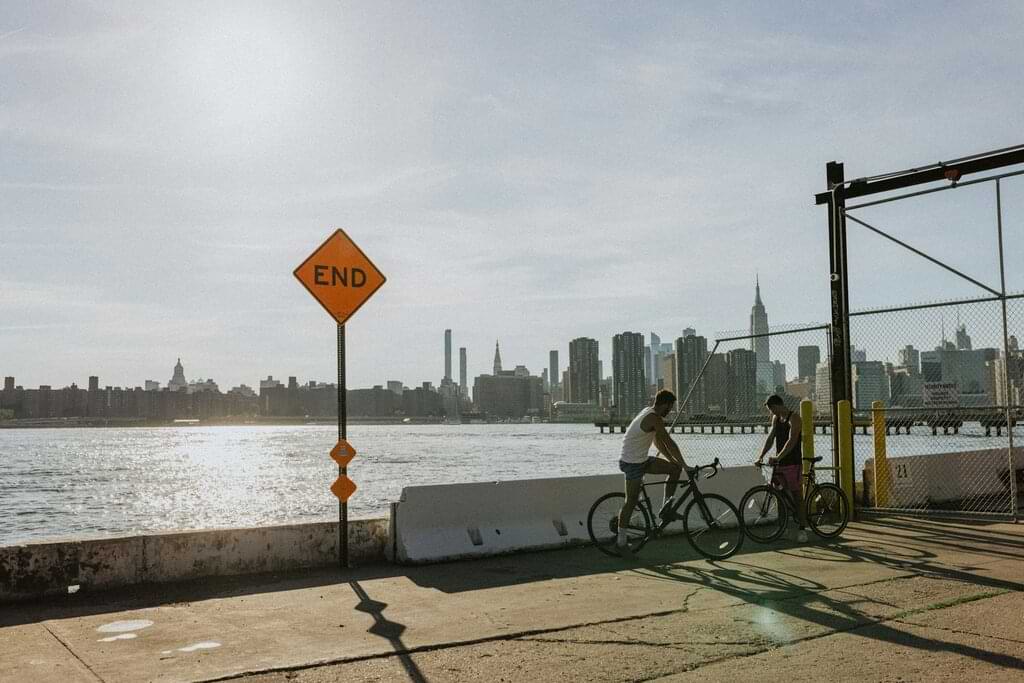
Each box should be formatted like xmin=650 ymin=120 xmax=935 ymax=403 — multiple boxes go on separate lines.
xmin=756 ymin=394 xmax=806 ymax=536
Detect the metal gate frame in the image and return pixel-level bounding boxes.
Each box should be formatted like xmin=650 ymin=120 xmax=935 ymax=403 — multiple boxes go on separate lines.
xmin=816 ymin=144 xmax=1024 ymax=519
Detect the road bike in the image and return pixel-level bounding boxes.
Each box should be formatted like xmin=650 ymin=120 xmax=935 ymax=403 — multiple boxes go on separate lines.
xmin=739 ymin=456 xmax=850 ymax=543
xmin=587 ymin=458 xmax=744 ymax=561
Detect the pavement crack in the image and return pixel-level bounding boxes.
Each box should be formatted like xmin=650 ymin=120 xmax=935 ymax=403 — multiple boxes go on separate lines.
xmin=891 ymin=617 xmax=1024 ymax=645
xmin=634 ymin=588 xmax=1019 ymax=681
xmin=41 ymin=622 xmax=106 ymax=683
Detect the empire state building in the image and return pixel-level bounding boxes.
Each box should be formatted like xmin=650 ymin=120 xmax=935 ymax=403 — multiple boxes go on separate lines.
xmin=750 ymin=277 xmax=774 ymax=395
xmin=749 ymin=276 xmax=769 ymax=363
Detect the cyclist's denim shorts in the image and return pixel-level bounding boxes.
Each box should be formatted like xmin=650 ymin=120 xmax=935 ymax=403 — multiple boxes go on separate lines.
xmin=619 ymin=457 xmax=656 ymax=481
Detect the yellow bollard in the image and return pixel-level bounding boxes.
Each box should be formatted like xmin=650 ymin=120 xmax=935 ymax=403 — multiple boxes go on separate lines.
xmin=800 ymin=399 xmax=814 ymax=501
xmin=837 ymin=400 xmax=855 ymax=507
xmin=872 ymin=400 xmax=890 ymax=507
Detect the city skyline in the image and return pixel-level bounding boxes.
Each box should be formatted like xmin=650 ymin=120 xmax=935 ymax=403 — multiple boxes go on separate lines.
xmin=4 ymin=5 xmax=1024 ymax=392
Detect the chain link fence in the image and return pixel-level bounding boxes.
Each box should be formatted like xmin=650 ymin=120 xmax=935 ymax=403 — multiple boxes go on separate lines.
xmin=667 ymin=326 xmax=836 ymax=485
xmin=849 ymin=298 xmax=1022 ymax=517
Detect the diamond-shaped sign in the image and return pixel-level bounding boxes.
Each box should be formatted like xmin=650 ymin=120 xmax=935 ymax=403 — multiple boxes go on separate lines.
xmin=330 ymin=440 xmax=357 ymax=467
xmin=330 ymin=475 xmax=357 ymax=502
xmin=294 ymin=229 xmax=386 ymax=325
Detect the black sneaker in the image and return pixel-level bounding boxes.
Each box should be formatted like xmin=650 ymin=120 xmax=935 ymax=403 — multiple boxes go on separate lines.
xmin=658 ymin=498 xmax=677 ymax=522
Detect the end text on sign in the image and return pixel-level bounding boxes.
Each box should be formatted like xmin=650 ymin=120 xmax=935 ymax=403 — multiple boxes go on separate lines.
xmin=314 ymin=265 xmax=366 ymax=288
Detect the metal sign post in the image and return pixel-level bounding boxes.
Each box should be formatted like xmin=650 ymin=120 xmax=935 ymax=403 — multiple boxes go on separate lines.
xmin=294 ymin=228 xmax=386 ymax=569
xmin=338 ymin=323 xmax=347 ymax=568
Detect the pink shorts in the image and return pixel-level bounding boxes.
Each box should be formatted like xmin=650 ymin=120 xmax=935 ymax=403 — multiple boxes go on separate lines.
xmin=773 ymin=464 xmax=802 ymax=493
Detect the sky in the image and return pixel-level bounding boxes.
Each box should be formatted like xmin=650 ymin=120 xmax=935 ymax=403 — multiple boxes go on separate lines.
xmin=2 ymin=1 xmax=1024 ymax=391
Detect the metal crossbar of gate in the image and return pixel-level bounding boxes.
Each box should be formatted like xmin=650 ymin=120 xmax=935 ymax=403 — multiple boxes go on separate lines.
xmin=817 ymin=144 xmax=1024 ymax=519
xmin=666 ymin=324 xmax=836 ymax=485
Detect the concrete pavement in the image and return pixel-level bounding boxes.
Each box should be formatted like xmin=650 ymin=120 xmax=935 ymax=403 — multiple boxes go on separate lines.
xmin=2 ymin=515 xmax=1023 ymax=682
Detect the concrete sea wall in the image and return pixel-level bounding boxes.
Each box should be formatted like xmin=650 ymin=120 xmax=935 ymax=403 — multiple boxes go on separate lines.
xmin=0 ymin=519 xmax=388 ymax=603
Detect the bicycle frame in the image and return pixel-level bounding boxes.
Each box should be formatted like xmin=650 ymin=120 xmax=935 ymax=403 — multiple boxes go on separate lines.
xmin=637 ymin=471 xmax=715 ymax=534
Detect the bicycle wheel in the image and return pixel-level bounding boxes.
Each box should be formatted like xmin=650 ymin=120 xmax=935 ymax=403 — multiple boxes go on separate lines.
xmin=587 ymin=492 xmax=653 ymax=557
xmin=739 ymin=485 xmax=788 ymax=543
xmin=682 ymin=493 xmax=744 ymax=560
xmin=805 ymin=483 xmax=849 ymax=539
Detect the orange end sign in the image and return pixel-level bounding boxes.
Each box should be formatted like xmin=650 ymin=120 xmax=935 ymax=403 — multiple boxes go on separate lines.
xmin=294 ymin=229 xmax=386 ymax=325
xmin=331 ymin=440 xmax=357 ymax=467
xmin=331 ymin=475 xmax=357 ymax=502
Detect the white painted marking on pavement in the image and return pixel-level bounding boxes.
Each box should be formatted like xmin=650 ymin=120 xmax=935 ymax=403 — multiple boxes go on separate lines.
xmin=98 ymin=633 xmax=138 ymax=642
xmin=178 ymin=641 xmax=221 ymax=652
xmin=97 ymin=619 xmax=154 ymax=633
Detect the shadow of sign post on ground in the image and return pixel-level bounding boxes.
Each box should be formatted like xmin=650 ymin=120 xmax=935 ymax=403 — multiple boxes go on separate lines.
xmin=350 ymin=580 xmax=428 ymax=683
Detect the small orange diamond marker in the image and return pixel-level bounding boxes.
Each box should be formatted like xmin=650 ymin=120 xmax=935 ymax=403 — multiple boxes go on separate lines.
xmin=330 ymin=440 xmax=357 ymax=467
xmin=330 ymin=475 xmax=357 ymax=502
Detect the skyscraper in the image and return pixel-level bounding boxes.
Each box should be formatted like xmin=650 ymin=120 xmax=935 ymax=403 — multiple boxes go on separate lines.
xmin=613 ymin=332 xmax=647 ymax=417
xmin=749 ymin=277 xmax=770 ymax=363
xmin=444 ymin=329 xmax=452 ymax=381
xmin=568 ymin=337 xmax=600 ymax=404
xmin=650 ymin=332 xmax=662 ymax=383
xmin=493 ymin=340 xmax=503 ymax=375
xmin=727 ymin=348 xmax=757 ymax=417
xmin=675 ymin=334 xmax=708 ymax=416
xmin=797 ymin=346 xmax=821 ymax=380
xmin=956 ymin=324 xmax=972 ymax=351
xmin=897 ymin=345 xmax=920 ymax=374
xmin=459 ymin=347 xmax=468 ymax=397
xmin=549 ymin=350 xmax=559 ymax=389
xmin=853 ymin=361 xmax=890 ymax=409
xmin=683 ymin=327 xmax=696 ymax=339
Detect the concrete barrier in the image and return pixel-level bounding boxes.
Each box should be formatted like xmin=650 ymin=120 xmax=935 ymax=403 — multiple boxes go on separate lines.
xmin=390 ymin=467 xmax=766 ymax=564
xmin=864 ymin=447 xmax=1024 ymax=509
xmin=0 ymin=518 xmax=388 ymax=603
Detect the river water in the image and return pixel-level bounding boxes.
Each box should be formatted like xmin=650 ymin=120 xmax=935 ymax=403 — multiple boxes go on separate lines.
xmin=0 ymin=423 xmax=1009 ymax=545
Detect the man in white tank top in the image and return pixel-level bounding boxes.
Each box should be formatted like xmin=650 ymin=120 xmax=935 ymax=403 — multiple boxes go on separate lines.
xmin=617 ymin=390 xmax=690 ymax=556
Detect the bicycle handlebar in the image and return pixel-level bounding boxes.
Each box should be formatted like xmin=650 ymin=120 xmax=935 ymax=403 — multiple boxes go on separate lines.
xmin=691 ymin=457 xmax=720 ymax=480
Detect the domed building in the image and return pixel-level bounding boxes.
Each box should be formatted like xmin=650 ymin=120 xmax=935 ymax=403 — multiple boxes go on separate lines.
xmin=168 ymin=358 xmax=188 ymax=393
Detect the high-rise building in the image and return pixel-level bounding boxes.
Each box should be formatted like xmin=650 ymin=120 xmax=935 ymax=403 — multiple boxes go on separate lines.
xmin=613 ymin=332 xmax=647 ymax=417
xmin=650 ymin=333 xmax=662 ymax=383
xmin=921 ymin=350 xmax=942 ymax=382
xmin=727 ymin=348 xmax=757 ymax=417
xmin=897 ymin=345 xmax=920 ymax=374
xmin=704 ymin=354 xmax=730 ymax=415
xmin=549 ymin=350 xmax=559 ymax=390
xmin=459 ymin=347 xmax=468 ymax=397
xmin=144 ymin=380 xmax=160 ymax=392
xmin=956 ymin=324 xmax=972 ymax=351
xmin=568 ymin=337 xmax=600 ymax=404
xmin=853 ymin=361 xmax=890 ymax=409
xmin=772 ymin=360 xmax=787 ymax=390
xmin=493 ymin=340 xmax=503 ymax=375
xmin=814 ymin=361 xmax=832 ymax=415
xmin=659 ymin=354 xmax=676 ymax=394
xmin=387 ymin=380 xmax=404 ymax=395
xmin=850 ymin=345 xmax=867 ymax=363
xmin=444 ymin=329 xmax=452 ymax=381
xmin=797 ymin=346 xmax=821 ymax=380
xmin=749 ymin=277 xmax=770 ymax=364
xmin=683 ymin=327 xmax=696 ymax=339
xmin=675 ymin=334 xmax=708 ymax=416
xmin=645 ymin=344 xmax=654 ymax=388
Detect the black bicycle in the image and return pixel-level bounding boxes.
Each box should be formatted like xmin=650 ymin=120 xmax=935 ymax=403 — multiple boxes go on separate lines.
xmin=739 ymin=456 xmax=850 ymax=543
xmin=586 ymin=458 xmax=744 ymax=561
